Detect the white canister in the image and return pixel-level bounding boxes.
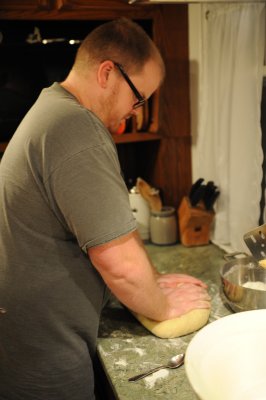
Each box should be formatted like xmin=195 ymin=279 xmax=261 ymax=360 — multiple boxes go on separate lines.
xmin=129 ymin=192 xmax=150 ymax=240
xmin=150 ymin=206 xmax=177 ymax=245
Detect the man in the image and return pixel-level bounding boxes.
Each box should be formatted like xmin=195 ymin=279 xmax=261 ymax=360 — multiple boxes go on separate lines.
xmin=0 ymin=18 xmax=210 ymax=399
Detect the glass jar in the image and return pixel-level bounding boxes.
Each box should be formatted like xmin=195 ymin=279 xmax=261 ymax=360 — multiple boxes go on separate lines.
xmin=150 ymin=206 xmax=177 ymax=245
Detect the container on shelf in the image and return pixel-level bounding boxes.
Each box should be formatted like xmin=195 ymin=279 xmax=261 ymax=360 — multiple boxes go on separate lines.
xmin=150 ymin=206 xmax=177 ymax=245
xmin=129 ymin=190 xmax=150 ymax=241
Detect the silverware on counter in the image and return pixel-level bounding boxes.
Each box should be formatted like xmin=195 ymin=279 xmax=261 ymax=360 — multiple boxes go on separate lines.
xmin=128 ymin=353 xmax=185 ymax=382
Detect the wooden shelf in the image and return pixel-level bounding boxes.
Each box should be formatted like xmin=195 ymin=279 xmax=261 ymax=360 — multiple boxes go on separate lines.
xmin=0 ymin=134 xmax=161 ymax=153
xmin=112 ymin=132 xmax=161 ymax=144
xmin=0 ymin=133 xmax=161 ymax=154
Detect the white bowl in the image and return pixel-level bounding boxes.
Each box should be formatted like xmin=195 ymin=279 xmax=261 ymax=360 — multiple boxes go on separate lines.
xmin=185 ymin=310 xmax=266 ymax=400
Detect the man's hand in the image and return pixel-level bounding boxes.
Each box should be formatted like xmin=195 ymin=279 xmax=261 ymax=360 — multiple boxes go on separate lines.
xmin=157 ymin=273 xmax=208 ymax=289
xmin=160 ymin=282 xmax=211 ymax=319
xmin=157 ymin=273 xmax=211 ymax=319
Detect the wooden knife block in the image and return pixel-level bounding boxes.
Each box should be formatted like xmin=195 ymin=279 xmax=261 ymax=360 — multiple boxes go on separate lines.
xmin=178 ymin=196 xmax=215 ymax=246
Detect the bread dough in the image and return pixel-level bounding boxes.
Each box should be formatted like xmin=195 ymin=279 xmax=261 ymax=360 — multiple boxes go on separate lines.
xmin=132 ymin=308 xmax=211 ymax=339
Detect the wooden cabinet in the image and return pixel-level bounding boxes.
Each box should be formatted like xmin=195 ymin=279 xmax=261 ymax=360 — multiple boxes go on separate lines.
xmin=0 ymin=2 xmax=192 ymax=207
xmin=53 ymin=0 xmax=147 ymax=13
xmin=0 ymin=0 xmax=156 ymax=19
xmin=0 ymin=0 xmax=53 ymax=14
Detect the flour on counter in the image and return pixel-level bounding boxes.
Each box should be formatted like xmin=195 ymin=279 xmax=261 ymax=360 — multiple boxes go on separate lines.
xmin=97 ymin=345 xmax=109 ymax=357
xmin=115 ymin=358 xmax=128 ymax=367
xmin=134 ymin=347 xmax=145 ymax=356
xmin=144 ymin=369 xmax=169 ymax=389
xmin=110 ymin=343 xmax=121 ymax=351
xmin=243 ymin=281 xmax=266 ymax=291
xmin=124 ymin=347 xmax=145 ymax=356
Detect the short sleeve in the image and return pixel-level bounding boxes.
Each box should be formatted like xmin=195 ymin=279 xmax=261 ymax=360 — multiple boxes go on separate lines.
xmin=44 ymin=142 xmax=137 ymax=251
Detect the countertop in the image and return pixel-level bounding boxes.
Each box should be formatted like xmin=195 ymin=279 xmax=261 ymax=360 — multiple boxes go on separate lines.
xmin=97 ymin=243 xmax=232 ymax=399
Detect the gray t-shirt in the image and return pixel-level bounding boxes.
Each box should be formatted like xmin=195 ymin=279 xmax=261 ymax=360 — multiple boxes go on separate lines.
xmin=0 ymin=83 xmax=136 ymax=399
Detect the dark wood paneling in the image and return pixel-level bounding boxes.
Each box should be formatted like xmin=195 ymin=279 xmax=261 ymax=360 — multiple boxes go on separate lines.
xmin=151 ymin=136 xmax=192 ymax=208
xmin=0 ymin=0 xmax=49 ymax=10
xmin=152 ymin=5 xmax=192 ymax=207
xmin=0 ymin=0 xmax=156 ymax=20
xmin=154 ymin=5 xmax=190 ymax=137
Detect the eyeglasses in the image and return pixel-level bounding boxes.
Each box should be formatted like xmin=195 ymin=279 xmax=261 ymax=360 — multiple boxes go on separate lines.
xmin=113 ymin=62 xmax=145 ymax=110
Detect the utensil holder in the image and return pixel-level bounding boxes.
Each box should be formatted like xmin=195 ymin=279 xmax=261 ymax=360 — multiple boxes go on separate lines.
xmin=177 ymin=196 xmax=215 ymax=246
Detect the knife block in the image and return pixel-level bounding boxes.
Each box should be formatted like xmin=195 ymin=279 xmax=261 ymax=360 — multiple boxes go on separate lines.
xmin=177 ymin=196 xmax=215 ymax=246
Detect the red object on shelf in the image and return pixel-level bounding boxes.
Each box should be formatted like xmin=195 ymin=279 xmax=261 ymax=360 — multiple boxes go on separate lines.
xmin=115 ymin=120 xmax=126 ymax=135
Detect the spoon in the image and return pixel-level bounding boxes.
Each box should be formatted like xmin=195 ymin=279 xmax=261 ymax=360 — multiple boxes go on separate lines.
xmin=128 ymin=353 xmax=185 ymax=382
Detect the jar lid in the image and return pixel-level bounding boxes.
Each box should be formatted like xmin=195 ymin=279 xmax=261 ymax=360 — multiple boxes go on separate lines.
xmin=151 ymin=206 xmax=175 ymax=217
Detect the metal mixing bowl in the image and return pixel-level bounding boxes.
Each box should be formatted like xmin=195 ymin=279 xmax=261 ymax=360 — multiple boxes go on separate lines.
xmin=220 ymin=253 xmax=266 ymax=312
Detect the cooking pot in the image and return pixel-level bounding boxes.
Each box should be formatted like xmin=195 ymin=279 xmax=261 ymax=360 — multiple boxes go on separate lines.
xmin=220 ymin=252 xmax=266 ymax=312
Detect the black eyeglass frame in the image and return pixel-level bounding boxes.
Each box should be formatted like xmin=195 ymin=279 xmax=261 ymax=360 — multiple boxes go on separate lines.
xmin=113 ymin=62 xmax=145 ymax=110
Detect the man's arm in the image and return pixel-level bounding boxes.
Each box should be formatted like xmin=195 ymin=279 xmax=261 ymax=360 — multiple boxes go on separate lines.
xmin=88 ymin=230 xmax=210 ymax=322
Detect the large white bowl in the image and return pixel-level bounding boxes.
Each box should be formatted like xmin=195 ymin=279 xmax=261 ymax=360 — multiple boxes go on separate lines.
xmin=185 ymin=310 xmax=266 ymax=400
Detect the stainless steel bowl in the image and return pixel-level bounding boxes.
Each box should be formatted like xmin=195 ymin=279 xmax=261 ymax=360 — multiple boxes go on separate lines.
xmin=220 ymin=253 xmax=266 ymax=312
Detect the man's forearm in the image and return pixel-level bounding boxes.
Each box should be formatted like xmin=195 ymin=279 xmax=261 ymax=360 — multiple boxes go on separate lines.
xmin=88 ymin=230 xmax=169 ymax=321
xmin=88 ymin=230 xmax=211 ymax=321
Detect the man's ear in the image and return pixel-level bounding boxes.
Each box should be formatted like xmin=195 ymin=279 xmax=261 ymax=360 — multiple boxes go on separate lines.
xmin=97 ymin=60 xmax=115 ymax=88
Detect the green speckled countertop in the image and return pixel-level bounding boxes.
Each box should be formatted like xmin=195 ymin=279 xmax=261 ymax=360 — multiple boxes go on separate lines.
xmin=97 ymin=243 xmax=232 ymax=399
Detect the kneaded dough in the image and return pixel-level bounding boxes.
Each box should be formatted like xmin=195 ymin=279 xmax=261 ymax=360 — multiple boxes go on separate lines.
xmin=132 ymin=308 xmax=211 ymax=339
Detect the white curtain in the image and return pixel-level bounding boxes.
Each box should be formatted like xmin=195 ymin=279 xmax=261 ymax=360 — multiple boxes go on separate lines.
xmin=192 ymin=3 xmax=265 ymax=253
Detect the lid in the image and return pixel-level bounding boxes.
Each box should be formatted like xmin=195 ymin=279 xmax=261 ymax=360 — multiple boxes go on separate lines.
xmin=151 ymin=206 xmax=175 ymax=217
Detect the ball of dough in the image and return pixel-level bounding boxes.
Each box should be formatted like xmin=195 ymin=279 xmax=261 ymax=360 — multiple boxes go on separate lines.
xmin=132 ymin=308 xmax=211 ymax=339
